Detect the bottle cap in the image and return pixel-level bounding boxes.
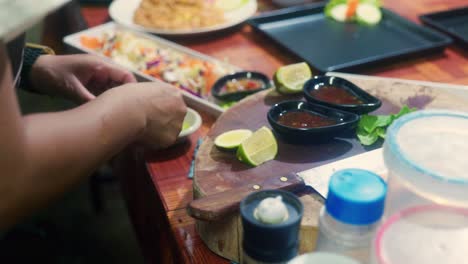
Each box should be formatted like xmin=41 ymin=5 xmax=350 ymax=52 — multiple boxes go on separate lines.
xmin=326 ymin=168 xmax=387 ymax=225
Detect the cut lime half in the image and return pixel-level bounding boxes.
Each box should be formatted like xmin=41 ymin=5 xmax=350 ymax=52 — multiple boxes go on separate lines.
xmin=214 ymin=129 xmax=253 ymax=150
xmin=236 ymin=126 xmax=278 ymax=166
xmin=274 ymin=62 xmax=312 ymax=94
xmin=356 ymin=3 xmax=382 ymax=25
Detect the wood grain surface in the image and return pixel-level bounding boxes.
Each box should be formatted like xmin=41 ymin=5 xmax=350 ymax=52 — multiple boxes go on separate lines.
xmin=86 ymin=0 xmax=468 ymax=263
xmin=188 ymin=73 xmax=468 ymax=261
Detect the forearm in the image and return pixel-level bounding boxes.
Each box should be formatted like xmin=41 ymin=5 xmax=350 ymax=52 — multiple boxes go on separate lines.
xmin=1 ymin=89 xmax=146 ymax=229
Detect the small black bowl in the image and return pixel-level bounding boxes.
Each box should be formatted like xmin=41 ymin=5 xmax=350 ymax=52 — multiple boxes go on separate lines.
xmin=211 ymin=71 xmax=271 ymax=102
xmin=303 ymin=76 xmax=382 ymax=114
xmin=267 ymin=101 xmax=360 ymax=142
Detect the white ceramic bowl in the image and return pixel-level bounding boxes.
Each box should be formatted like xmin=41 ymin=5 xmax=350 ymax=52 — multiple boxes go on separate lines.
xmin=177 ymin=108 xmax=202 ymax=142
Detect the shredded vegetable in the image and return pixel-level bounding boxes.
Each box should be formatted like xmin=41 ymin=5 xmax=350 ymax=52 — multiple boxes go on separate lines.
xmin=80 ymin=31 xmax=234 ymax=98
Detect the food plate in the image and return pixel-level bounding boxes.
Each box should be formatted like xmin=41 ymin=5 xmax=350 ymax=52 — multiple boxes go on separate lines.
xmin=420 ymin=6 xmax=468 ymax=49
xmin=109 ymin=0 xmax=258 ymax=35
xmin=63 ymin=22 xmax=240 ymax=116
xmin=248 ymin=3 xmax=452 ymax=72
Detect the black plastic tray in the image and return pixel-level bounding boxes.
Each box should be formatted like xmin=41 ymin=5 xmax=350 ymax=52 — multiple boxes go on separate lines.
xmin=420 ymin=6 xmax=468 ymax=49
xmin=248 ymin=3 xmax=452 ymax=72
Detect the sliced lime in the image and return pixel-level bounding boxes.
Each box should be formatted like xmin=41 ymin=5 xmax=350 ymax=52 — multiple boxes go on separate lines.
xmin=356 ymin=3 xmax=382 ymax=25
xmin=329 ymin=4 xmax=349 ymax=22
xmin=274 ymin=62 xmax=312 ymax=94
xmin=236 ymin=126 xmax=278 ymax=166
xmin=214 ymin=129 xmax=253 ymax=150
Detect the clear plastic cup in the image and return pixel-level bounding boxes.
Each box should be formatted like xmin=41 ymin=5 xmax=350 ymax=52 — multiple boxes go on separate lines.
xmin=371 ymin=205 xmax=468 ymax=264
xmin=383 ymin=110 xmax=468 ymax=217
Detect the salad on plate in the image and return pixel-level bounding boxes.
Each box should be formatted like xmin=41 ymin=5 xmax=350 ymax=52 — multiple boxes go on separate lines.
xmin=80 ymin=31 xmax=235 ymax=99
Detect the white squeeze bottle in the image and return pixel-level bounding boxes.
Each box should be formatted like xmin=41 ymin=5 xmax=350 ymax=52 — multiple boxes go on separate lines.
xmin=315 ymin=169 xmax=387 ymax=263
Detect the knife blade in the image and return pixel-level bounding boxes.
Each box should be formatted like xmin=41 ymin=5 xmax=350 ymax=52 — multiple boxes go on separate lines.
xmin=298 ymin=148 xmax=386 ymax=198
xmin=187 ymin=148 xmax=386 ymax=221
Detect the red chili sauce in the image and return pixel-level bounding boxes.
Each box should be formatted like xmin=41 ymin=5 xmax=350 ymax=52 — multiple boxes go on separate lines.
xmin=277 ymin=111 xmax=336 ymax=128
xmin=310 ymin=85 xmax=363 ymax=105
xmin=220 ymin=78 xmax=264 ymax=94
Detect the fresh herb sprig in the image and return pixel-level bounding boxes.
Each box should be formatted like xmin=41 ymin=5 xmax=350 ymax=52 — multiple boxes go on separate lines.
xmin=357 ymin=105 xmax=416 ymax=146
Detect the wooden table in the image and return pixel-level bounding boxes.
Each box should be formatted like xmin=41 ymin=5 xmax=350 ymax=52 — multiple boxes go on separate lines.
xmin=79 ymin=0 xmax=468 ymax=263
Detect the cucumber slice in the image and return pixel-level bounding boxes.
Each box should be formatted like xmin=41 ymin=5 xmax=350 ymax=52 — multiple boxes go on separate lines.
xmin=329 ymin=4 xmax=349 ymax=22
xmin=356 ymin=3 xmax=382 ymax=25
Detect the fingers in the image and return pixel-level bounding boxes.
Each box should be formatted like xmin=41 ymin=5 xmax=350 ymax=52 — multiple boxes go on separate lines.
xmin=128 ymin=82 xmax=187 ymax=150
xmin=97 ymin=59 xmax=137 ymax=85
xmin=69 ymin=76 xmax=96 ymax=103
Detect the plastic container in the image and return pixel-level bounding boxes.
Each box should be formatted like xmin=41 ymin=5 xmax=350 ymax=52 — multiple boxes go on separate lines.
xmin=383 ymin=110 xmax=468 ymax=217
xmin=315 ymin=169 xmax=387 ymax=263
xmin=371 ymin=205 xmax=468 ymax=264
xmin=288 ymin=252 xmax=362 ymax=264
xmin=241 ymin=190 xmax=304 ymax=264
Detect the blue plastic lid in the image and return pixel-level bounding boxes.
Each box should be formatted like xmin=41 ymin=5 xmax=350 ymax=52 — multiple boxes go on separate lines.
xmin=326 ymin=168 xmax=387 ymax=225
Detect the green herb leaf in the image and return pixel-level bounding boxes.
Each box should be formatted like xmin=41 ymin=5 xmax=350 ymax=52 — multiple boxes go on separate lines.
xmin=375 ymin=127 xmax=386 ymax=139
xmin=360 ymin=0 xmax=382 ymax=7
xmin=357 ymin=126 xmax=379 ymax=146
xmin=359 ymin=115 xmax=378 ymax=133
xmin=356 ymin=105 xmax=417 ymax=146
xmin=359 ymin=114 xmax=392 ymax=134
xmin=392 ymin=105 xmax=417 ymax=120
xmin=373 ymin=115 xmax=393 ymax=128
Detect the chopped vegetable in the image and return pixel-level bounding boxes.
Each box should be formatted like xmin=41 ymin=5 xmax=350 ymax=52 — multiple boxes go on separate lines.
xmin=329 ymin=4 xmax=349 ymax=22
xmin=79 ymin=31 xmax=235 ymax=99
xmin=356 ymin=105 xmax=416 ymax=146
xmin=346 ymin=0 xmax=359 ymax=20
xmin=325 ymin=0 xmax=382 ymax=25
xmin=356 ymin=3 xmax=382 ymax=25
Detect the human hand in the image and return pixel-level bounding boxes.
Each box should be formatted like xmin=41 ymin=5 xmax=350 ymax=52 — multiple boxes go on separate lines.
xmin=30 ymin=54 xmax=136 ymax=103
xmin=104 ymin=81 xmax=187 ymax=150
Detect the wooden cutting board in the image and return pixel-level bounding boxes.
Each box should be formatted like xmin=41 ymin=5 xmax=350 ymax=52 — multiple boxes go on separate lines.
xmin=192 ymin=73 xmax=468 ymax=262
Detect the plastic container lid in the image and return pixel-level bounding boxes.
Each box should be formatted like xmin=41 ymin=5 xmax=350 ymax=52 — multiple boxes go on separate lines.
xmin=326 ymin=169 xmax=387 ymax=225
xmin=373 ymin=205 xmax=468 ymax=264
xmin=384 ymin=110 xmax=468 ymax=207
xmin=288 ymin=252 xmax=361 ymax=264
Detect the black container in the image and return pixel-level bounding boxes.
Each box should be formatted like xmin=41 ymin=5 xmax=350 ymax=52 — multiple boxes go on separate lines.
xmin=267 ymin=100 xmax=360 ymax=143
xmin=420 ymin=6 xmax=468 ymax=49
xmin=241 ymin=190 xmax=303 ymax=263
xmin=303 ymin=76 xmax=382 ymax=114
xmin=248 ymin=3 xmax=452 ymax=73
xmin=211 ymin=71 xmax=271 ymax=102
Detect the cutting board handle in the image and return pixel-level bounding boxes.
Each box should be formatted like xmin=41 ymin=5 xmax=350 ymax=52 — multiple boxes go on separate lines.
xmin=187 ymin=173 xmax=305 ymax=221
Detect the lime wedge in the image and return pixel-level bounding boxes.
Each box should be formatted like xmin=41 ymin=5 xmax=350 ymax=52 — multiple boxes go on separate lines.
xmin=216 ymin=0 xmax=247 ymax=12
xmin=356 ymin=3 xmax=382 ymax=25
xmin=236 ymin=126 xmax=278 ymax=166
xmin=274 ymin=62 xmax=312 ymax=94
xmin=214 ymin=129 xmax=253 ymax=150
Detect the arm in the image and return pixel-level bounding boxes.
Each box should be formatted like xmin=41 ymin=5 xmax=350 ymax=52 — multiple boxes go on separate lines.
xmin=0 ymin=44 xmax=186 ymax=229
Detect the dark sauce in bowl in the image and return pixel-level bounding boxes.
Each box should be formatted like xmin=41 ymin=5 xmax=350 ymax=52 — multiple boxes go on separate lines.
xmin=277 ymin=110 xmax=337 ymax=128
xmin=310 ymin=85 xmax=363 ymax=105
